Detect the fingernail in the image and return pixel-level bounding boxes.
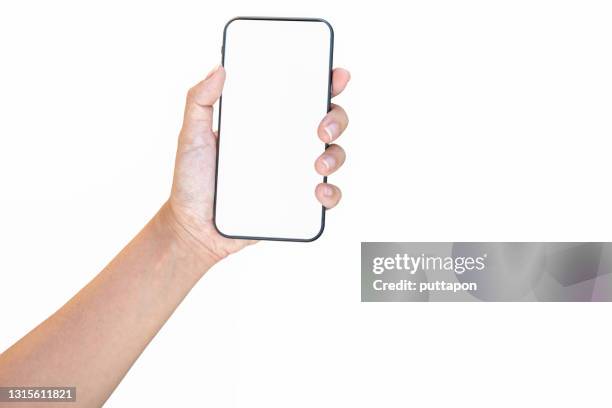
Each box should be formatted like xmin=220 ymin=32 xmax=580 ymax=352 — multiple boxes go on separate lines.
xmin=321 ymin=155 xmax=336 ymax=171
xmin=324 ymin=122 xmax=339 ymax=143
xmin=205 ymin=64 xmax=221 ymax=79
xmin=323 ymin=185 xmax=334 ymax=197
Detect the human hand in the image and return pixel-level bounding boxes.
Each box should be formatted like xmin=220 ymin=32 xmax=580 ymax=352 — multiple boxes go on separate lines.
xmin=0 ymin=64 xmax=351 ymax=407
xmin=162 ymin=65 xmax=351 ymax=262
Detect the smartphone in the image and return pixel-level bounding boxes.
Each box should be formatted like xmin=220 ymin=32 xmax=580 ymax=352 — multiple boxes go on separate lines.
xmin=213 ymin=17 xmax=334 ymax=242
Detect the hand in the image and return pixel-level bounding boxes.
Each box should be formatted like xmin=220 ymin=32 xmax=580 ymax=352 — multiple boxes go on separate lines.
xmin=163 ymin=65 xmax=351 ymax=261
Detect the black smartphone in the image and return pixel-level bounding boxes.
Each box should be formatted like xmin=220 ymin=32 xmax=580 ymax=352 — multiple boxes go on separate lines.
xmin=213 ymin=17 xmax=334 ymax=242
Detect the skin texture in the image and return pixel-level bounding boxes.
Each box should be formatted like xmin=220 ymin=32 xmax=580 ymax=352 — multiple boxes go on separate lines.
xmin=0 ymin=66 xmax=350 ymax=407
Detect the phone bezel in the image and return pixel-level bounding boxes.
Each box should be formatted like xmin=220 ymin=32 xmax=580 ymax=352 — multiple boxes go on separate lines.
xmin=213 ymin=16 xmax=335 ymax=242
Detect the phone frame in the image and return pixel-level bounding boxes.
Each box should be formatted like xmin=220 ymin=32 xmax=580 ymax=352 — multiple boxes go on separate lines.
xmin=213 ymin=16 xmax=335 ymax=242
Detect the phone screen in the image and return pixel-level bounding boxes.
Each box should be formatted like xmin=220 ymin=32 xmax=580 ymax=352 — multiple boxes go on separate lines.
xmin=214 ymin=18 xmax=333 ymax=241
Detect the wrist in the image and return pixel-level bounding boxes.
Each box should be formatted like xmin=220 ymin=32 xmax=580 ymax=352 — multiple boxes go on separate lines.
xmin=155 ymin=202 xmax=221 ymax=276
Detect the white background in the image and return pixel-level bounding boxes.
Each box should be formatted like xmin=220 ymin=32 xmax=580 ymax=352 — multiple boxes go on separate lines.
xmin=1 ymin=0 xmax=611 ymax=407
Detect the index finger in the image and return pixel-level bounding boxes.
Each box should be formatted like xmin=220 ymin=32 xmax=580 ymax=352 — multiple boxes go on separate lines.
xmin=331 ymin=68 xmax=351 ymax=97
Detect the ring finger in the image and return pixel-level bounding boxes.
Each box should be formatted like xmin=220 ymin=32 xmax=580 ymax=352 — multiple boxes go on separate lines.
xmin=314 ymin=144 xmax=346 ymax=177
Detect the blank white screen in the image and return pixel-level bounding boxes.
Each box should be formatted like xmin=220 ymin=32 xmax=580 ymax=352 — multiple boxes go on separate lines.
xmin=215 ymin=19 xmax=332 ymax=240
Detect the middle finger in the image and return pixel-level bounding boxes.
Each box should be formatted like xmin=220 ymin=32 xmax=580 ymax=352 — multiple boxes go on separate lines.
xmin=317 ymin=103 xmax=349 ymax=144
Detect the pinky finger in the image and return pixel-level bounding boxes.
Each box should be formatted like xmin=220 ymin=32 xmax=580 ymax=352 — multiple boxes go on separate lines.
xmin=315 ymin=183 xmax=342 ymax=209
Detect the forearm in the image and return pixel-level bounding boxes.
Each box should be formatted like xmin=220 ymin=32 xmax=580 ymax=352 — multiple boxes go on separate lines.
xmin=0 ymin=202 xmax=216 ymax=407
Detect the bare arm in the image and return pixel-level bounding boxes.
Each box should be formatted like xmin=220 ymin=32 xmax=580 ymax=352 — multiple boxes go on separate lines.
xmin=0 ymin=66 xmax=350 ymax=407
xmin=0 ymin=204 xmax=217 ymax=406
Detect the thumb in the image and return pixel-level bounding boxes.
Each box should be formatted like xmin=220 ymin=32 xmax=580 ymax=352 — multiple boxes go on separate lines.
xmin=180 ymin=65 xmax=225 ymax=147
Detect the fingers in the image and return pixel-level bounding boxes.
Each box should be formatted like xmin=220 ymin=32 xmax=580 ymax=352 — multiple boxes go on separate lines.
xmin=183 ymin=65 xmax=225 ymax=131
xmin=331 ymin=68 xmax=351 ymax=97
xmin=315 ymin=68 xmax=350 ymax=211
xmin=318 ymin=103 xmax=348 ymax=143
xmin=315 ymin=183 xmax=342 ymax=209
xmin=319 ymin=69 xmax=350 ymax=144
xmin=315 ymin=144 xmax=345 ymax=176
